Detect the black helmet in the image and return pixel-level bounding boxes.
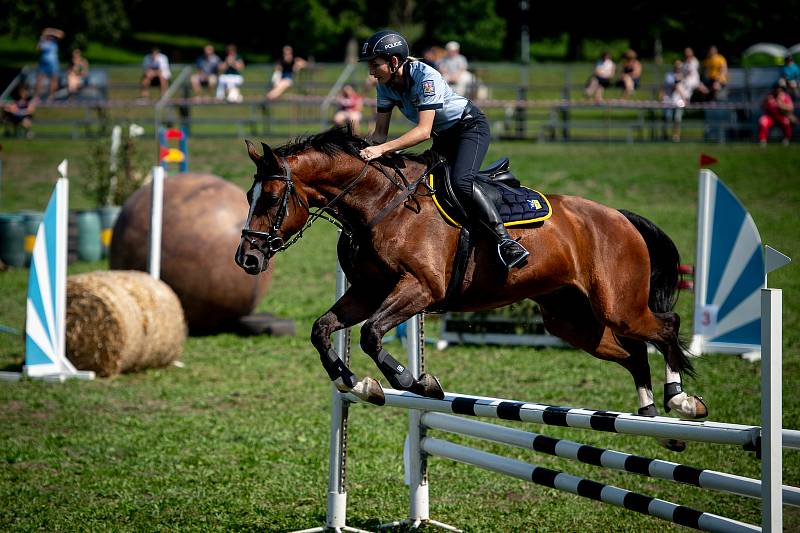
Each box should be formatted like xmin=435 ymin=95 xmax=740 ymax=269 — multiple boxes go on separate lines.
xmin=359 ymin=30 xmax=409 ymax=62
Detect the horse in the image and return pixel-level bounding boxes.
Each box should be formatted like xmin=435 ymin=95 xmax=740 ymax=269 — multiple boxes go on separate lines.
xmin=235 ymin=127 xmax=707 ymax=451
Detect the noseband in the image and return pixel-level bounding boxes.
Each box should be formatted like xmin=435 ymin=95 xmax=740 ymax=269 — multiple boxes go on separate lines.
xmin=240 ymin=157 xmax=296 ymax=256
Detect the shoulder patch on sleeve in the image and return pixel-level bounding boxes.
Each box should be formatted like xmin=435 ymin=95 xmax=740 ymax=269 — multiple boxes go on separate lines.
xmin=422 ymin=80 xmax=435 ymax=97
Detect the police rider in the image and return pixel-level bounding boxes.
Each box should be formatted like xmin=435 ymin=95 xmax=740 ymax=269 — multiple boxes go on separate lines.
xmin=358 ymin=30 xmax=529 ymax=270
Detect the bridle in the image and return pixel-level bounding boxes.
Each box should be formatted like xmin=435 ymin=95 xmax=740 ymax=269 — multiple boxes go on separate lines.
xmin=240 ymin=157 xmax=299 ymax=256
xmin=240 ymin=155 xmax=373 ymax=257
xmin=240 ymin=151 xmax=441 ymax=258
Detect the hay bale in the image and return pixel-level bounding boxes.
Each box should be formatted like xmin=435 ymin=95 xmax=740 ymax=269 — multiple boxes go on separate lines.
xmin=109 ymin=173 xmax=273 ymax=333
xmin=65 ymin=271 xmax=187 ymax=377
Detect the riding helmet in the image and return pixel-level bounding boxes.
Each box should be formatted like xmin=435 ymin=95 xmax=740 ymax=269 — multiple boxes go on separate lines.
xmin=359 ymin=30 xmax=409 ymax=62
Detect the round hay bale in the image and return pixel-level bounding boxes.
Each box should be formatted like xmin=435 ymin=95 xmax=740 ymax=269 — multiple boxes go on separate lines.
xmin=65 ymin=271 xmax=187 ymax=377
xmin=65 ymin=272 xmax=145 ymax=377
xmin=91 ymin=270 xmax=186 ymax=371
xmin=109 ymin=173 xmax=272 ymax=333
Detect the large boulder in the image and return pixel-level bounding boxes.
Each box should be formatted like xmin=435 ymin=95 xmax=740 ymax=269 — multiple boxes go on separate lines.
xmin=110 ymin=173 xmax=272 ymax=333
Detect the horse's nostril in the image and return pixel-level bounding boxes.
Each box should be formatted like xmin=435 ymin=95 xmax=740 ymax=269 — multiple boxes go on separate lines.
xmin=243 ymin=254 xmax=260 ymax=269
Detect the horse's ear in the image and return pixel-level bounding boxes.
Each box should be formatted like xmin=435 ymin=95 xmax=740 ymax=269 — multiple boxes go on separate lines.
xmin=245 ymin=140 xmax=262 ymax=166
xmin=260 ymin=142 xmax=282 ymax=172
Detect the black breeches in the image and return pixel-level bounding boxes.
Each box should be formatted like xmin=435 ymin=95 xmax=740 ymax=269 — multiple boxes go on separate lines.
xmin=432 ymin=108 xmax=491 ymax=200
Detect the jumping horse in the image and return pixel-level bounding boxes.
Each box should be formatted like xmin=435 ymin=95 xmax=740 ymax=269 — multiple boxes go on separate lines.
xmin=235 ymin=127 xmax=707 ymax=451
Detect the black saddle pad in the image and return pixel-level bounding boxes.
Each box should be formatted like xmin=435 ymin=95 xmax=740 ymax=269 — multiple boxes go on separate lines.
xmin=430 ymin=160 xmax=552 ymax=227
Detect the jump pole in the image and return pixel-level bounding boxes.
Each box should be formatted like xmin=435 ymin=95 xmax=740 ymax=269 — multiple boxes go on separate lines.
xmin=422 ymin=437 xmax=760 ymax=533
xmin=346 ymin=388 xmax=800 ymax=450
xmin=422 ymin=411 xmax=800 ymax=507
xmin=761 ymin=245 xmax=791 ymax=532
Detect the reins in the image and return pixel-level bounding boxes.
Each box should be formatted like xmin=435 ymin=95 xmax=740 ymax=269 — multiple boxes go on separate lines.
xmin=242 ymin=151 xmax=440 ymax=257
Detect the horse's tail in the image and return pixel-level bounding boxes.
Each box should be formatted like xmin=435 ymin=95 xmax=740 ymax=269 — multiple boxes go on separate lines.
xmin=618 ymin=209 xmax=680 ymax=313
xmin=619 ymin=209 xmax=693 ymax=375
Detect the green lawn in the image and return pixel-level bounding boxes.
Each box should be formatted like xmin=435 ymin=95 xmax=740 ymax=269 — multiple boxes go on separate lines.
xmin=0 ymin=139 xmax=798 ymax=531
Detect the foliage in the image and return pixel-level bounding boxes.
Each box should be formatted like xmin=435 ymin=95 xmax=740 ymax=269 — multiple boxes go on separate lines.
xmin=4 ymin=0 xmax=800 ymax=62
xmin=82 ymin=121 xmax=150 ymax=207
xmin=0 ymin=0 xmax=130 ymax=52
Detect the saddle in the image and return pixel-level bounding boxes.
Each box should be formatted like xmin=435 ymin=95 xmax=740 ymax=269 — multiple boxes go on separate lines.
xmin=429 ymin=156 xmax=552 ymax=228
xmin=426 ymin=155 xmax=552 ymax=313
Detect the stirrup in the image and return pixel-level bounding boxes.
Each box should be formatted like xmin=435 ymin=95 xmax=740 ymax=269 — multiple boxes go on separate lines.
xmin=497 ymin=239 xmax=529 ymax=269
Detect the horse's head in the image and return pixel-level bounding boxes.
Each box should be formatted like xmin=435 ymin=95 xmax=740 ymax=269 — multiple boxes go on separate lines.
xmin=235 ymin=140 xmax=306 ymax=275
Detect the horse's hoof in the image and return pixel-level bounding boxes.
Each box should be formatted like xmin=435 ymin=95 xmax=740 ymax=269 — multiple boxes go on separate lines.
xmin=692 ymin=396 xmax=708 ymax=419
xmin=412 ymin=373 xmax=444 ymax=400
xmin=352 ymin=377 xmax=385 ymax=406
xmin=667 ymin=392 xmax=708 ymax=419
xmin=658 ymin=438 xmax=687 ymax=452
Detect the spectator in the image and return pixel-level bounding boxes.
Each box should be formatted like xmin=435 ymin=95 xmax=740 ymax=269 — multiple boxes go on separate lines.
xmin=216 ymin=44 xmax=245 ymax=102
xmin=585 ymin=51 xmax=615 ymax=102
xmin=34 ymin=27 xmax=64 ymax=100
xmin=3 ymin=85 xmax=36 ymax=138
xmin=779 ymin=55 xmax=800 ymax=98
xmin=758 ymin=81 xmax=794 ymax=146
xmin=422 ymin=46 xmax=444 ymax=69
xmin=140 ymin=47 xmax=171 ymax=99
xmin=191 ymin=45 xmax=221 ymax=101
xmin=66 ymin=48 xmax=89 ymax=96
xmin=681 ymin=47 xmax=701 ymax=98
xmin=333 ymin=84 xmax=363 ymax=132
xmin=438 ymin=41 xmax=474 ymax=97
xmin=697 ymin=45 xmax=727 ymax=101
xmin=617 ymin=49 xmax=642 ymax=98
xmin=660 ymin=60 xmax=690 ymax=142
xmin=266 ymin=45 xmax=306 ymax=101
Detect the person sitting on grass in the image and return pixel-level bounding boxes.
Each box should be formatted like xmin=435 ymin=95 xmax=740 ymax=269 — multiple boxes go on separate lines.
xmin=216 ymin=44 xmax=245 ymax=103
xmin=585 ymin=51 xmax=615 ymax=102
xmin=266 ymin=45 xmax=306 ymax=101
xmin=66 ymin=48 xmax=90 ymax=96
xmin=617 ymin=49 xmax=642 ymax=98
xmin=758 ymin=81 xmax=795 ymax=146
xmin=140 ymin=47 xmax=171 ymax=100
xmin=191 ymin=45 xmax=221 ymax=101
xmin=333 ymin=84 xmax=363 ymax=132
xmin=3 ymin=85 xmax=36 ymax=139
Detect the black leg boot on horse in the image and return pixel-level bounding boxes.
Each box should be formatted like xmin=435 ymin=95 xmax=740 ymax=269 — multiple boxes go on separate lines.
xmin=469 ymin=181 xmax=530 ymax=269
xmin=372 ymin=348 xmax=444 ymax=400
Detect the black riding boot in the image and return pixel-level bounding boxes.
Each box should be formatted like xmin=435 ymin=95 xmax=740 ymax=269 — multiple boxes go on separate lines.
xmin=470 ymin=182 xmax=529 ymax=269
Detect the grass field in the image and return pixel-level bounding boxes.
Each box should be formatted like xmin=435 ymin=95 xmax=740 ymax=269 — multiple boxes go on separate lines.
xmin=1 ymin=138 xmax=799 ymax=532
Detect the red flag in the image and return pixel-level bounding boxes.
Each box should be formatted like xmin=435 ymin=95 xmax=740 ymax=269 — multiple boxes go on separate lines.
xmin=699 ymin=153 xmax=718 ymax=167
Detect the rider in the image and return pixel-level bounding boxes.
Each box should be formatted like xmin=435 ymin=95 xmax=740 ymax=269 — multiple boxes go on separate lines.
xmin=357 ymin=30 xmax=529 ymax=269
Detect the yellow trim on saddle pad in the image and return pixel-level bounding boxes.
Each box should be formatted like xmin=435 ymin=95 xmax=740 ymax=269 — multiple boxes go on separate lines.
xmin=429 ymin=174 xmax=553 ymax=228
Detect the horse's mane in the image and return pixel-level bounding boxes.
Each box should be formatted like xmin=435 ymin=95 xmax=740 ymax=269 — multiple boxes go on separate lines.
xmin=274 ymin=125 xmax=429 ymax=165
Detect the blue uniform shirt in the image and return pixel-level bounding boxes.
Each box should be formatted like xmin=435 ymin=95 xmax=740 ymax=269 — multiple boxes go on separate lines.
xmin=376 ymin=60 xmax=468 ymax=135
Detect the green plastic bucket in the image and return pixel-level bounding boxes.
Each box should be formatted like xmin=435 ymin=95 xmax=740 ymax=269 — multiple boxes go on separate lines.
xmin=19 ymin=210 xmax=43 ymax=266
xmin=0 ymin=214 xmax=26 ymax=267
xmin=76 ymin=210 xmax=102 ymax=262
xmin=97 ymin=205 xmax=122 ymax=258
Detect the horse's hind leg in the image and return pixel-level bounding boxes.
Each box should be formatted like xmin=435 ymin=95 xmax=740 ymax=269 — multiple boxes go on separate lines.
xmin=537 ymin=291 xmax=654 ymax=412
xmin=651 ymin=311 xmax=708 ymax=419
xmin=539 ymin=294 xmax=688 ymax=451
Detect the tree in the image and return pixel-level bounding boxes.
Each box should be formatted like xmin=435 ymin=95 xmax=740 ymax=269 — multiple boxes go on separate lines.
xmin=0 ymin=0 xmax=130 ymax=51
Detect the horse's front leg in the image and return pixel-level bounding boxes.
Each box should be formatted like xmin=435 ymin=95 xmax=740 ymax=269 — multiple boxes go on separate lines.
xmin=311 ymin=285 xmax=384 ymax=404
xmin=359 ymin=275 xmax=444 ymax=401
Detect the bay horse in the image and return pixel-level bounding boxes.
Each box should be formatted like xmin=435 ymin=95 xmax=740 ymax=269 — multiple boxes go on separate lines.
xmin=235 ymin=127 xmax=707 ymax=451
